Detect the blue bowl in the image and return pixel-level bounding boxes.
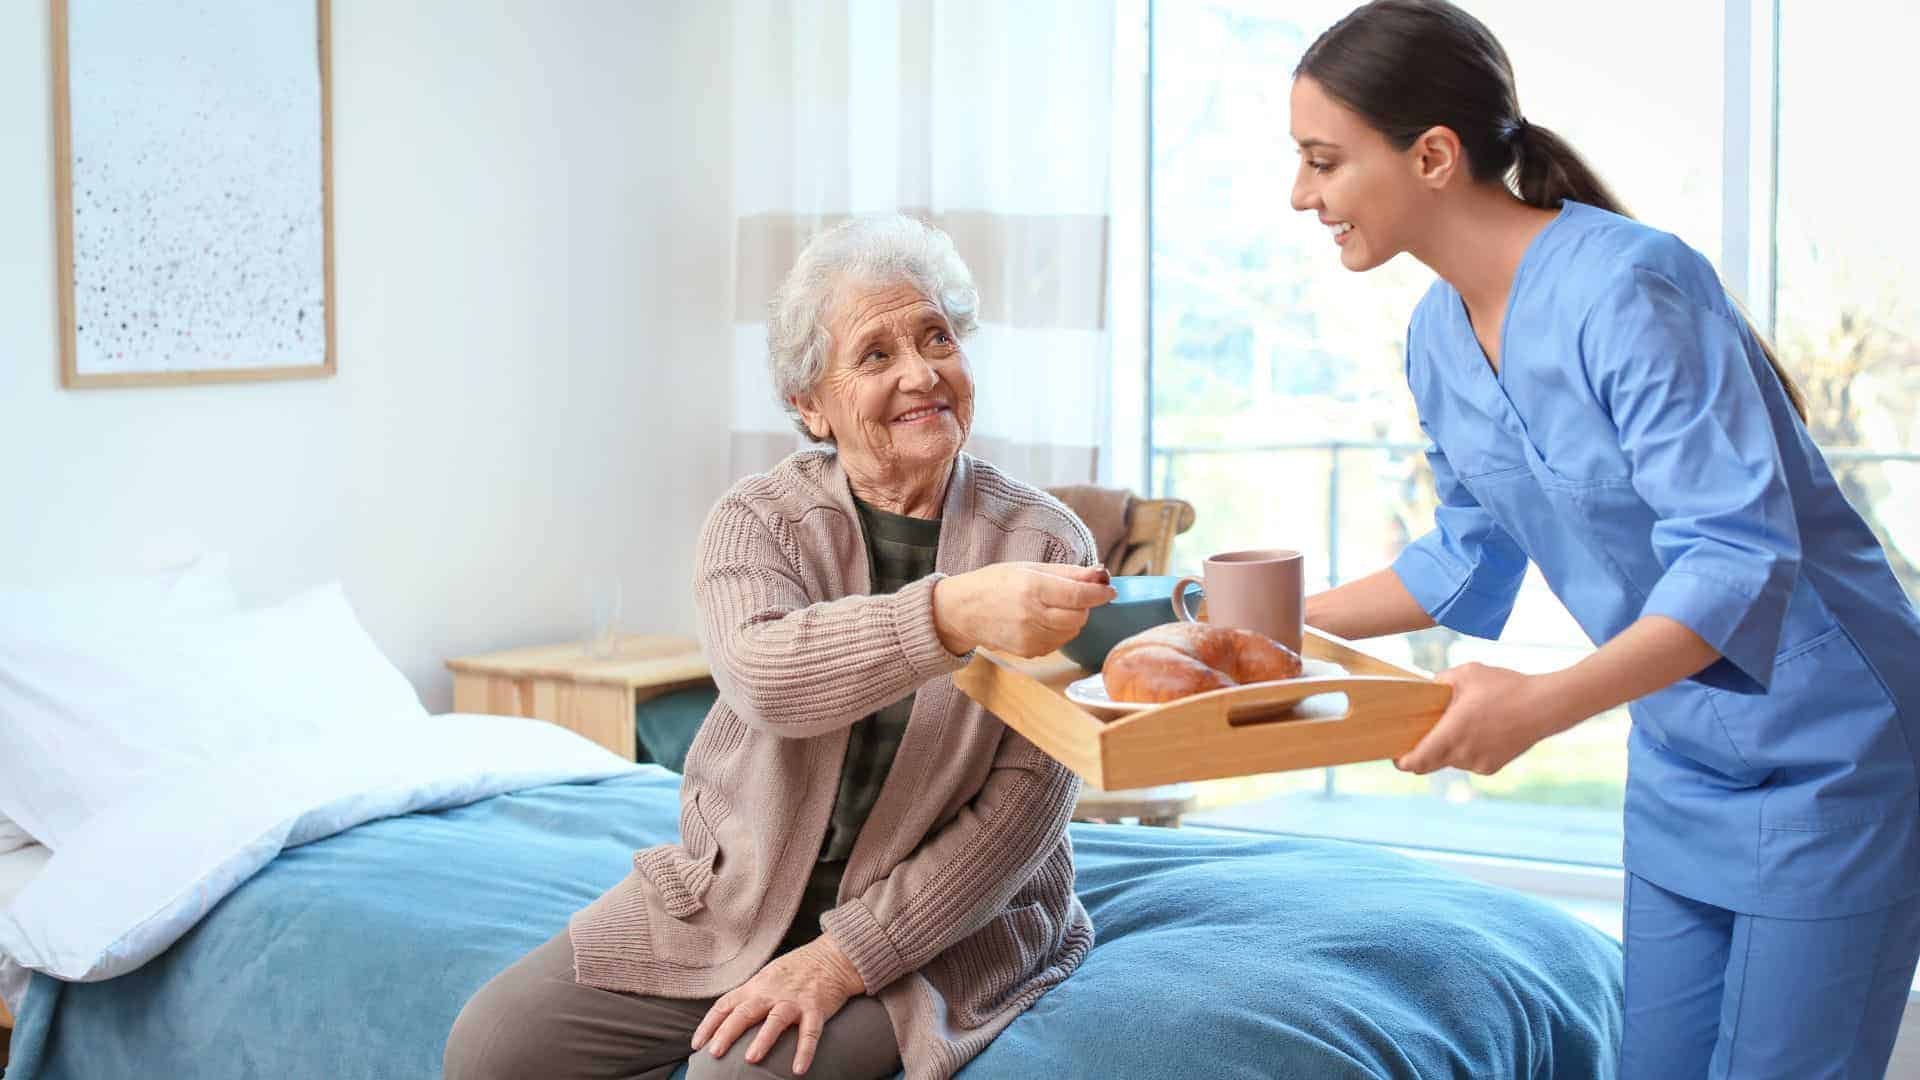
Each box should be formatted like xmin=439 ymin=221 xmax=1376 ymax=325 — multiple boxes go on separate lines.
xmin=1058 ymin=574 xmax=1199 ymax=671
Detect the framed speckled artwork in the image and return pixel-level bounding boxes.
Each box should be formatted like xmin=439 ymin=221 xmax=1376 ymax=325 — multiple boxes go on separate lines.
xmin=51 ymin=0 xmax=334 ymax=389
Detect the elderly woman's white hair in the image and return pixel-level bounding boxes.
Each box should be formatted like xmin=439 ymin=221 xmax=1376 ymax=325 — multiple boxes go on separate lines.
xmin=768 ymin=215 xmax=980 ymax=441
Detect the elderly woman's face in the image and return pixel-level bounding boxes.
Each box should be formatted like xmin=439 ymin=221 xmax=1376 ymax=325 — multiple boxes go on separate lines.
xmin=794 ymin=281 xmax=975 ymax=480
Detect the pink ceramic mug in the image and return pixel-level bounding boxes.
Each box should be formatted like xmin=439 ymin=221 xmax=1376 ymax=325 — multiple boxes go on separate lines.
xmin=1172 ymin=548 xmax=1305 ymax=654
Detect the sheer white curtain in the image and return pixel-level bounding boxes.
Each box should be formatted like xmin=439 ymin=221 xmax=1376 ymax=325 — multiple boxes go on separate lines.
xmin=727 ymin=0 xmax=1115 ymax=486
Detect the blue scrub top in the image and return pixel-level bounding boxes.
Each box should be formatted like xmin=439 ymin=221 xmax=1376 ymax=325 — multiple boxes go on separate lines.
xmin=1392 ymin=201 xmax=1920 ymax=918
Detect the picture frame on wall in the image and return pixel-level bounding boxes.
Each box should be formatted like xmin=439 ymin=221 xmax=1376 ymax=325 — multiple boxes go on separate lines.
xmin=51 ymin=0 xmax=335 ymax=389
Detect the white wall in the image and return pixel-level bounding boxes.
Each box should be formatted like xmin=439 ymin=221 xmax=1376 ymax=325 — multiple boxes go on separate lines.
xmin=0 ymin=1 xmax=736 ymax=709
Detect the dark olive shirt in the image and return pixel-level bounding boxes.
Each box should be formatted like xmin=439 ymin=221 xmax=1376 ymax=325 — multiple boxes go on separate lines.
xmin=780 ymin=498 xmax=941 ymax=953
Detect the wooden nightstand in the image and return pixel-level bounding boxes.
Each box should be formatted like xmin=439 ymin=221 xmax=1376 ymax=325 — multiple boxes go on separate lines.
xmin=446 ymin=634 xmax=712 ymax=760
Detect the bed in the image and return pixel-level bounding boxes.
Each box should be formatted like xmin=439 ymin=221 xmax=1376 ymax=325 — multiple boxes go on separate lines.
xmin=0 ymin=566 xmax=1622 ymax=1078
xmin=2 ymin=758 xmax=1622 ymax=1079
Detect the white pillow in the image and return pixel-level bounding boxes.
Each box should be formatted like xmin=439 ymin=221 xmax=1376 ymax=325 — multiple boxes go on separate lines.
xmin=0 ymin=583 xmax=426 ymax=851
xmin=0 ymin=555 xmax=241 ymax=851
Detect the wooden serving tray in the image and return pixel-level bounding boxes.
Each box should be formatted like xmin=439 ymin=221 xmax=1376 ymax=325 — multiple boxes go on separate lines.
xmin=952 ymin=627 xmax=1451 ymax=791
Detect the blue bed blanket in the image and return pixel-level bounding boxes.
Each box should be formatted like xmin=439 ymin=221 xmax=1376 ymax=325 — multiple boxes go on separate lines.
xmin=4 ymin=772 xmax=1621 ymax=1078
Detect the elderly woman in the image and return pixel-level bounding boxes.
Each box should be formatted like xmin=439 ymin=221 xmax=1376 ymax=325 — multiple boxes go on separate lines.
xmin=445 ymin=216 xmax=1115 ymax=1080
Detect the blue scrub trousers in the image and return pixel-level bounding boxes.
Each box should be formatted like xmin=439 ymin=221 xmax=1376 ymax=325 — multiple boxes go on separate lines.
xmin=1621 ymin=873 xmax=1920 ymax=1078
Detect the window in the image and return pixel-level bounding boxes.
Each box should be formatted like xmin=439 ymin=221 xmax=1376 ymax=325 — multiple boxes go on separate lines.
xmin=1119 ymin=1 xmax=1914 ymax=865
xmin=1775 ymin=2 xmax=1920 ymax=601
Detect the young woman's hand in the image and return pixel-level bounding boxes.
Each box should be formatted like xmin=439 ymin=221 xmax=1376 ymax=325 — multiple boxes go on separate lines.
xmin=932 ymin=563 xmax=1115 ymax=658
xmin=1393 ymin=663 xmax=1577 ymax=776
xmin=690 ymin=936 xmax=865 ymax=1075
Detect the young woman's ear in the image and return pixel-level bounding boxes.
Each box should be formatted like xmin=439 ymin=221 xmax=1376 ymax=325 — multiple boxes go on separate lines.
xmin=1411 ymin=125 xmax=1466 ymax=189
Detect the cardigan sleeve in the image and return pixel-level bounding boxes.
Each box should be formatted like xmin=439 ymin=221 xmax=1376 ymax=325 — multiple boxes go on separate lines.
xmin=818 ymin=728 xmax=1080 ymax=992
xmin=694 ymin=494 xmax=968 ymax=739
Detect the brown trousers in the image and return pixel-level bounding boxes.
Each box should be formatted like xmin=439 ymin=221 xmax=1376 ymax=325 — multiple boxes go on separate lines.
xmin=443 ymin=932 xmax=901 ymax=1080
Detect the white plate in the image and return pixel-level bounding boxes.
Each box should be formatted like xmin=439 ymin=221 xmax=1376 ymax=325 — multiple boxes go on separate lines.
xmin=1065 ymin=657 xmax=1348 ymax=718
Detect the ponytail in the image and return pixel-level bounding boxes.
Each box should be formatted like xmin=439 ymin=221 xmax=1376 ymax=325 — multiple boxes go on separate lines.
xmin=1300 ymin=0 xmax=1809 ymax=422
xmin=1510 ymin=120 xmax=1625 ymax=218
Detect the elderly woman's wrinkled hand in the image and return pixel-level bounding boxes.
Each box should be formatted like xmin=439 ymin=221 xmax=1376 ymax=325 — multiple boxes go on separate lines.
xmin=690 ymin=936 xmax=866 ymax=1075
xmin=932 ymin=562 xmax=1116 ymax=658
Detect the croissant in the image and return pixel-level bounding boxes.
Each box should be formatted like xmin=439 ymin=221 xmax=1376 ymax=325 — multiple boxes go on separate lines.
xmin=1101 ymin=622 xmax=1303 ymax=704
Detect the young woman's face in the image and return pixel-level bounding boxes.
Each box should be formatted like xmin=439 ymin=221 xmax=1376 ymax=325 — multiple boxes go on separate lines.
xmin=1288 ymin=75 xmax=1429 ymax=273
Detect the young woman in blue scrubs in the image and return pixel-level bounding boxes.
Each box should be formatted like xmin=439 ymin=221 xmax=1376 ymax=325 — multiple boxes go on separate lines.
xmin=1289 ymin=2 xmax=1920 ymax=1075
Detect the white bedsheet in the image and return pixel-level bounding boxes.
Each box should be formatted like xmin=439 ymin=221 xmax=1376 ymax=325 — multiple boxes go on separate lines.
xmin=0 ymin=713 xmax=639 ymax=1000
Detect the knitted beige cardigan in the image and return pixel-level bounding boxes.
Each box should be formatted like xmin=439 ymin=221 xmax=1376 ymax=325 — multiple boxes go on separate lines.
xmin=570 ymin=449 xmax=1096 ymax=1079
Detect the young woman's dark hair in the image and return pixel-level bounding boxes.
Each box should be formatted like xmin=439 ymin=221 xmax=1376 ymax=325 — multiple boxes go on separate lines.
xmin=1297 ymin=0 xmax=1808 ymax=421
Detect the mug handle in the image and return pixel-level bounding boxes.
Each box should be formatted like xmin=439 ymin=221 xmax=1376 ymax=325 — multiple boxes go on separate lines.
xmin=1171 ymin=575 xmax=1203 ymax=622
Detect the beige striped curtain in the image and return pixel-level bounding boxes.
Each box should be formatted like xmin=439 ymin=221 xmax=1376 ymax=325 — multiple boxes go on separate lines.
xmin=727 ymin=0 xmax=1115 ymax=487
